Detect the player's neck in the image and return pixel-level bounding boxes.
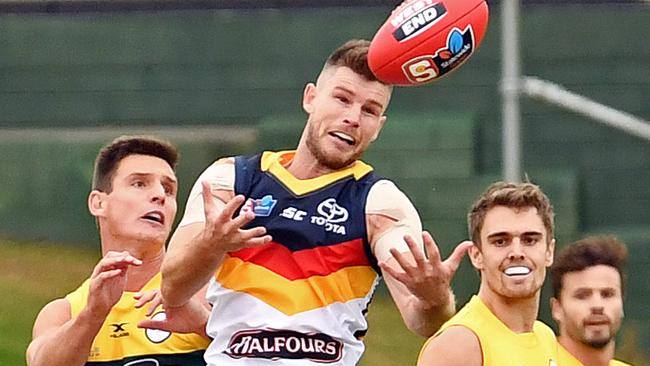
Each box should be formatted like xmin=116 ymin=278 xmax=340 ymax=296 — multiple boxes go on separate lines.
xmin=560 ymin=336 xmax=615 ymax=366
xmin=101 ymin=239 xmax=165 ymax=291
xmin=285 ymin=146 xmax=349 ymax=180
xmin=478 ymin=288 xmax=540 ymax=333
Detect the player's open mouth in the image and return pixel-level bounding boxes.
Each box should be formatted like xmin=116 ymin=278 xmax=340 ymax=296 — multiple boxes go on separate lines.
xmin=142 ymin=211 xmax=165 ymax=225
xmin=329 ymin=131 xmax=356 ymax=146
xmin=503 ymin=266 xmax=531 ymax=276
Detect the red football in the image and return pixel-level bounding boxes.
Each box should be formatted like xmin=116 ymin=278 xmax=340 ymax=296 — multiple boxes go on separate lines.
xmin=369 ymin=0 xmax=489 ymax=86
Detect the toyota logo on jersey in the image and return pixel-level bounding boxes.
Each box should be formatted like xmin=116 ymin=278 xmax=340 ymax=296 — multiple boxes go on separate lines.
xmin=316 ymin=198 xmax=348 ymax=223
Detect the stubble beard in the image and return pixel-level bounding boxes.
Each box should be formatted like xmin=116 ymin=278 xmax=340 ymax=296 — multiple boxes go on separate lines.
xmin=305 ymin=120 xmax=359 ymax=171
xmin=582 ymin=326 xmax=614 ymax=349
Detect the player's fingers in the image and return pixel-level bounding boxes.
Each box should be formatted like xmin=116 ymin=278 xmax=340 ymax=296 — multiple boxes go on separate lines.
xmin=133 ymin=290 xmax=158 ymax=309
xmin=102 ymin=251 xmax=142 ymax=265
xmin=137 ymin=319 xmax=169 ymax=331
xmin=388 ymin=248 xmax=415 ymax=274
xmin=423 ymin=231 xmax=442 ymax=264
xmin=241 ymin=234 xmax=273 ymax=249
xmin=92 ymin=255 xmax=141 ymax=277
xmin=92 ymin=268 xmax=123 ymax=283
xmin=404 ymin=234 xmax=427 ymax=266
xmin=201 ymin=181 xmax=217 ymax=217
xmin=146 ymin=295 xmax=164 ymax=317
xmin=378 ymin=261 xmax=407 ymax=283
xmin=239 ymin=226 xmax=269 ymax=240
xmin=216 ymin=195 xmax=247 ymax=224
xmin=230 ymin=209 xmax=257 ymax=229
xmin=443 ymin=240 xmax=473 ymax=274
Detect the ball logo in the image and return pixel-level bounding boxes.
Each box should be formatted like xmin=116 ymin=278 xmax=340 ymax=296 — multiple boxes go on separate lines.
xmin=433 ymin=26 xmax=474 ymax=71
xmin=401 ymin=25 xmax=475 ymax=84
xmin=402 ymin=56 xmax=439 ymax=83
xmin=391 ymin=1 xmax=447 ymax=42
xmin=145 ymin=312 xmax=172 ymax=344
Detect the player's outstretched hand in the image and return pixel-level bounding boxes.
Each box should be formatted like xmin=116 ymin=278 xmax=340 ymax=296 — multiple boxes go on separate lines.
xmin=379 ymin=232 xmax=472 ymax=308
xmin=199 ymin=181 xmax=272 ymax=253
xmin=88 ymin=251 xmax=142 ymax=317
xmin=137 ymin=296 xmax=211 ymax=338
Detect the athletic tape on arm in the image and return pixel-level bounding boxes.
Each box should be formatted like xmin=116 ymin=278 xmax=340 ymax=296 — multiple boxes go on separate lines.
xmin=366 ymin=180 xmax=424 ymax=263
xmin=178 ymin=161 xmax=234 ymax=227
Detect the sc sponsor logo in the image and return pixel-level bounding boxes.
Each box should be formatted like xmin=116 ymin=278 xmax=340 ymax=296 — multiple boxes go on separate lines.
xmin=279 ymin=199 xmax=349 ymax=235
xmin=280 ymin=207 xmax=307 ymax=221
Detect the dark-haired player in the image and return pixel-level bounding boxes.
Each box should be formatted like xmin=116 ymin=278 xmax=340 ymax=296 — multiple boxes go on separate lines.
xmin=551 ymin=236 xmax=631 ymax=366
xmin=27 ymin=136 xmax=210 ymax=366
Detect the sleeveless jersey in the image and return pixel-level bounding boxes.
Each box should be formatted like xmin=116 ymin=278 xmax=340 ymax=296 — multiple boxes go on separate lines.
xmin=419 ymin=295 xmax=559 ymax=366
xmin=557 ymin=343 xmax=632 ymax=366
xmin=204 ymin=151 xmax=383 ymax=365
xmin=66 ymin=272 xmax=209 ymax=365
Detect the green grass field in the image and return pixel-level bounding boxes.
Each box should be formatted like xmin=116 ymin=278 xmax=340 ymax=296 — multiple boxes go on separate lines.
xmin=0 ymin=240 xmax=99 ymax=366
xmin=0 ymin=239 xmax=424 ymax=366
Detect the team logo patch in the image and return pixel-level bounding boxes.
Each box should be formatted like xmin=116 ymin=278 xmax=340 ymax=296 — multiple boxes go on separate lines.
xmin=225 ymin=329 xmax=343 ymax=363
xmin=241 ymin=195 xmax=277 ymax=217
xmin=109 ymin=322 xmax=130 ymax=338
xmin=391 ymin=1 xmax=448 ymax=42
xmin=145 ymin=312 xmax=172 ymax=344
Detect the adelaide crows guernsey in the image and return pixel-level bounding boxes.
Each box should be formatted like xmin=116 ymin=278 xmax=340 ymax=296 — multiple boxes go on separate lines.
xmin=204 ymin=151 xmax=383 ymax=365
xmin=65 ymin=272 xmax=209 ymax=365
xmin=419 ymin=296 xmax=559 ymax=366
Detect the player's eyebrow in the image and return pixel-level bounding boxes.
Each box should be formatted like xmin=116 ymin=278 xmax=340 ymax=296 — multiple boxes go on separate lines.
xmin=486 ymin=230 xmax=543 ymax=240
xmin=486 ymin=231 xmax=510 ymax=239
xmin=128 ymin=172 xmax=178 ymax=186
xmin=333 ymin=86 xmax=386 ymax=111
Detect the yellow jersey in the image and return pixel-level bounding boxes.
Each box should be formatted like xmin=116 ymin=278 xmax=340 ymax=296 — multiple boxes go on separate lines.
xmin=557 ymin=342 xmax=632 ymax=366
xmin=65 ymin=272 xmax=209 ymax=365
xmin=419 ymin=295 xmax=558 ymax=366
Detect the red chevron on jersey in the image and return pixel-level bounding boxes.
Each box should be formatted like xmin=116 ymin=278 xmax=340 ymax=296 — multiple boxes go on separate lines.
xmin=229 ymin=239 xmax=369 ymax=280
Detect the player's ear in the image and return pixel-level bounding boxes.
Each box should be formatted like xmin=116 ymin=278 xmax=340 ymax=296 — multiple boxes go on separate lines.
xmin=545 ymin=238 xmax=556 ymax=267
xmin=88 ymin=190 xmax=107 ymax=218
xmin=371 ymin=115 xmax=387 ymax=142
xmin=302 ymin=83 xmax=317 ymax=114
xmin=468 ymin=243 xmax=483 ymax=270
xmin=550 ymin=297 xmax=562 ymax=323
